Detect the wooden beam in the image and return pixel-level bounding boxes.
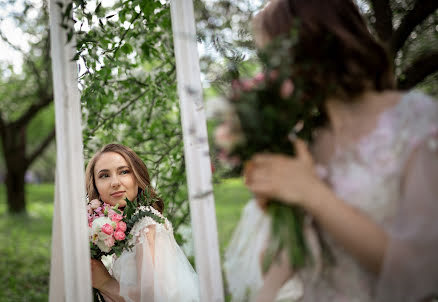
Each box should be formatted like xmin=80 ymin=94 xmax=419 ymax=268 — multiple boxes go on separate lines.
xmin=170 ymin=1 xmax=225 ymax=301
xmin=48 ymin=0 xmax=92 ymax=301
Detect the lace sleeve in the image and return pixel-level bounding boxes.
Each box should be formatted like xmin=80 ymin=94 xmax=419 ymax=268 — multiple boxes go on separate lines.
xmin=112 ymin=212 xmax=200 ymax=302
xmin=376 ymin=134 xmax=438 ymax=302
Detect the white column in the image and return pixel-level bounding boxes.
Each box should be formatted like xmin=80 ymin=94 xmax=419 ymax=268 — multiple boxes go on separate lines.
xmin=48 ymin=0 xmax=92 ymax=301
xmin=170 ymin=1 xmax=225 ymax=302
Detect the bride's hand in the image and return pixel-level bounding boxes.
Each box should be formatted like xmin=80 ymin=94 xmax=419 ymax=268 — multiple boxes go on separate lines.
xmin=245 ymin=139 xmax=325 ymax=209
xmin=90 ymin=259 xmax=113 ymax=290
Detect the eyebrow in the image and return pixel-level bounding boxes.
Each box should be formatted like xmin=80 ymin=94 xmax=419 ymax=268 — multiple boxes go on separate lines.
xmin=97 ymin=166 xmax=130 ymax=174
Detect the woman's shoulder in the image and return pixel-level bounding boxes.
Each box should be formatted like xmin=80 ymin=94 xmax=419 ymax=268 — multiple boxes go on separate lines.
xmin=129 ymin=206 xmax=173 ymax=244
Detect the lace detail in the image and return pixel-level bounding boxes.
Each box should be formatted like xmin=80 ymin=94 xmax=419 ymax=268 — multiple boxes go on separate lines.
xmin=299 ymin=91 xmax=438 ymax=302
xmin=128 ymin=206 xmax=173 ymax=246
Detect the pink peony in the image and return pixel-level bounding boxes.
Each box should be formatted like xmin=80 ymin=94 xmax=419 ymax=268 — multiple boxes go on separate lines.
xmin=280 ymin=79 xmax=294 ymax=98
xmin=116 ymin=221 xmax=127 ymax=232
xmin=101 ymin=223 xmax=114 ymax=235
xmin=104 ymin=236 xmax=115 ymax=248
xmin=90 ymin=199 xmax=101 ymax=209
xmin=114 ymin=230 xmax=126 ymax=241
xmin=111 ymin=213 xmax=123 ymax=222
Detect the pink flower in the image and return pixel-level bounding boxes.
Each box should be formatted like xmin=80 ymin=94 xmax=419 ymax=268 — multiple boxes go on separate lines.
xmin=114 ymin=230 xmax=126 ymax=241
xmin=241 ymin=79 xmax=255 ymax=91
xmin=90 ymin=199 xmax=101 ymax=209
xmin=104 ymin=236 xmax=115 ymax=248
xmin=253 ymin=72 xmax=265 ymax=84
xmin=111 ymin=213 xmax=123 ymax=222
xmin=101 ymin=223 xmax=114 ymax=235
xmin=214 ymin=122 xmax=244 ymax=153
xmin=116 ymin=221 xmax=127 ymax=232
xmin=280 ymin=79 xmax=294 ymax=98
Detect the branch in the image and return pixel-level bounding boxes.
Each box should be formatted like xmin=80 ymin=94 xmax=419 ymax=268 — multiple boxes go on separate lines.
xmin=87 ymin=90 xmax=148 ymax=136
xmin=0 ymin=30 xmax=44 ymax=89
xmin=0 ymin=110 xmax=5 ymax=135
xmin=13 ymin=93 xmax=53 ymax=128
xmin=369 ymin=0 xmax=393 ymax=42
xmin=391 ymin=0 xmax=438 ymax=53
xmin=398 ymin=51 xmax=438 ymax=89
xmin=26 ymin=127 xmax=56 ymax=168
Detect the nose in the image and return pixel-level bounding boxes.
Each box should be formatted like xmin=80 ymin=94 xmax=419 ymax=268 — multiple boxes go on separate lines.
xmin=111 ymin=175 xmax=121 ymax=188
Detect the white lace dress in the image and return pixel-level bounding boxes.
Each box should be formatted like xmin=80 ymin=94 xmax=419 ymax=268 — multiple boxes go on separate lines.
xmin=225 ymin=91 xmax=438 ymax=302
xmin=110 ymin=206 xmax=200 ymax=302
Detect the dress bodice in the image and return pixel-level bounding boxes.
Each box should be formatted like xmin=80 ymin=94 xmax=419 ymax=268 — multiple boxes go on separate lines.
xmin=299 ymin=91 xmax=438 ymax=301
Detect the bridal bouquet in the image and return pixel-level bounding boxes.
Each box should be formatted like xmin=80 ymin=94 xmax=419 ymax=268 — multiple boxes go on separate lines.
xmin=87 ymin=189 xmax=164 ymax=259
xmin=214 ymin=33 xmax=324 ymax=272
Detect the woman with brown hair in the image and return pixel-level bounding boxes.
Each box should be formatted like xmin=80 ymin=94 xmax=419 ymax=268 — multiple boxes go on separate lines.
xmin=236 ymin=0 xmax=438 ymax=301
xmin=86 ymin=144 xmax=199 ymax=302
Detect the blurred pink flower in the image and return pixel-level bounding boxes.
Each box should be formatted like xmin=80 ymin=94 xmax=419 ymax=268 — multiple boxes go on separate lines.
xmin=114 ymin=230 xmax=126 ymax=241
xmin=253 ymin=72 xmax=265 ymax=84
xmin=101 ymin=223 xmax=114 ymax=235
xmin=116 ymin=221 xmax=127 ymax=232
xmin=104 ymin=236 xmax=115 ymax=248
xmin=214 ymin=122 xmax=244 ymax=153
xmin=280 ymin=79 xmax=294 ymax=98
xmin=90 ymin=199 xmax=101 ymax=209
xmin=111 ymin=213 xmax=123 ymax=222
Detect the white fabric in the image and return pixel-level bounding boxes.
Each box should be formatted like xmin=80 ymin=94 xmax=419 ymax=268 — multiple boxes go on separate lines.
xmin=111 ymin=206 xmax=200 ymax=302
xmin=224 ymin=200 xmax=303 ymax=302
xmin=297 ymin=91 xmax=438 ymax=302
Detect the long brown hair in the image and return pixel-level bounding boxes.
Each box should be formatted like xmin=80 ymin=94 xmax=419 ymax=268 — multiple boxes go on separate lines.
xmin=253 ymin=0 xmax=395 ymax=100
xmin=85 ymin=144 xmax=164 ymax=213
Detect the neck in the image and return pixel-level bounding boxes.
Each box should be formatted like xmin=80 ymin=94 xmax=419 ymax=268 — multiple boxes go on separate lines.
xmin=324 ymin=90 xmax=401 ymax=139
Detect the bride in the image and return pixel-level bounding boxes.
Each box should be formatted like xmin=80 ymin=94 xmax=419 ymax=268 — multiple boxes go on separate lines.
xmin=85 ymin=143 xmax=199 ymax=302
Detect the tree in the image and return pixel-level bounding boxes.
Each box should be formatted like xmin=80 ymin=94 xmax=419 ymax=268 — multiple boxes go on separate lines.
xmin=364 ymin=0 xmax=438 ymax=92
xmin=70 ymin=0 xmax=190 ymax=233
xmin=194 ymin=0 xmax=438 ymax=94
xmin=0 ymin=0 xmax=55 ymax=214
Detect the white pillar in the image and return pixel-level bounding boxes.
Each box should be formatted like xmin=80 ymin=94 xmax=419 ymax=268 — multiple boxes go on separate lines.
xmin=48 ymin=0 xmax=92 ymax=301
xmin=170 ymin=1 xmax=225 ymax=302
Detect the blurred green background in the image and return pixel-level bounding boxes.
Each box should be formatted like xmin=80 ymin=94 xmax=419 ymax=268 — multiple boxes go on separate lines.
xmin=0 ymin=179 xmax=251 ymax=302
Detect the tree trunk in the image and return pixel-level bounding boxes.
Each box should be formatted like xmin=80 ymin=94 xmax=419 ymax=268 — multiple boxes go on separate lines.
xmin=5 ymin=168 xmax=26 ymax=214
xmin=2 ymin=125 xmax=28 ymax=214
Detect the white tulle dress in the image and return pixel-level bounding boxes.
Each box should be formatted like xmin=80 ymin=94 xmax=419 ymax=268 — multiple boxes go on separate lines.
xmin=224 ymin=200 xmax=304 ymax=302
xmin=109 ymin=206 xmax=200 ymax=302
xmin=225 ymin=91 xmax=438 ymax=302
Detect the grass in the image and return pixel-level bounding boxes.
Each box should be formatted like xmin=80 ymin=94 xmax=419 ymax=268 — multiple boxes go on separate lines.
xmin=0 ymin=184 xmax=54 ymax=302
xmin=0 ymin=179 xmax=251 ymax=301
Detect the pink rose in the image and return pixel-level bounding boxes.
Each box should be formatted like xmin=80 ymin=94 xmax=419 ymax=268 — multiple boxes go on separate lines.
xmin=114 ymin=230 xmax=126 ymax=241
xmin=104 ymin=236 xmax=115 ymax=248
xmin=101 ymin=223 xmax=114 ymax=235
xmin=116 ymin=221 xmax=127 ymax=232
xmin=280 ymin=79 xmax=294 ymax=98
xmin=111 ymin=213 xmax=123 ymax=222
xmin=253 ymin=72 xmax=265 ymax=84
xmin=90 ymin=199 xmax=101 ymax=209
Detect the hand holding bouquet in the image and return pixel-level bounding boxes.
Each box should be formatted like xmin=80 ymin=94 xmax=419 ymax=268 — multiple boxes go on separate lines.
xmin=214 ymin=33 xmax=324 ymax=272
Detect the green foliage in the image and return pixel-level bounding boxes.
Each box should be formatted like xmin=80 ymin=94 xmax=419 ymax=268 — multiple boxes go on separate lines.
xmin=68 ymin=0 xmax=188 ymax=232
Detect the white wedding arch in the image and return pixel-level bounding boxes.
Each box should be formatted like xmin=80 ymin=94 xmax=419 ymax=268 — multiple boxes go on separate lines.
xmin=48 ymin=0 xmax=224 ymax=301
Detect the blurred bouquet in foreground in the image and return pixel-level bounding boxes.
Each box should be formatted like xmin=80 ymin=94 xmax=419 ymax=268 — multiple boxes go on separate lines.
xmin=214 ymin=31 xmax=324 ymax=272
xmin=87 ymin=189 xmax=164 ymax=259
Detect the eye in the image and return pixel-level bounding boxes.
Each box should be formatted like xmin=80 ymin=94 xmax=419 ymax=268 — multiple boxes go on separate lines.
xmin=121 ymin=170 xmax=130 ymax=175
xmin=98 ymin=173 xmax=109 ymax=179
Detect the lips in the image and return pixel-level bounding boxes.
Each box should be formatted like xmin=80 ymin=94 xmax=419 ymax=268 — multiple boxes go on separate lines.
xmin=111 ymin=191 xmax=125 ymax=197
